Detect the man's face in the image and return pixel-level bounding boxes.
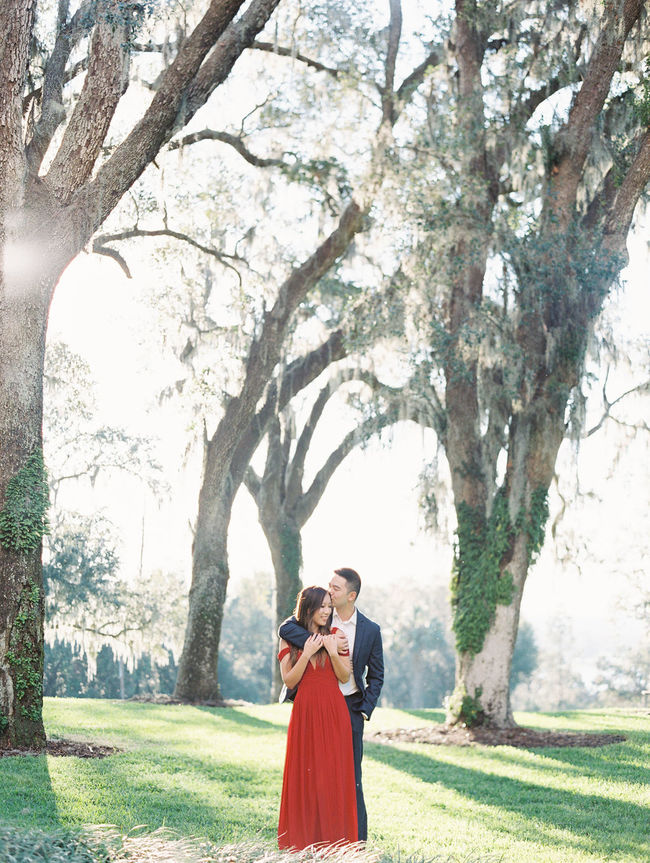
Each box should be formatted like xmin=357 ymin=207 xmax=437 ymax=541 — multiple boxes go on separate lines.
xmin=328 ymin=574 xmax=352 ymax=609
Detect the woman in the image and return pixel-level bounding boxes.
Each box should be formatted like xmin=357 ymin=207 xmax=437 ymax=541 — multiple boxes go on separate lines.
xmin=277 ymin=585 xmax=358 ymax=850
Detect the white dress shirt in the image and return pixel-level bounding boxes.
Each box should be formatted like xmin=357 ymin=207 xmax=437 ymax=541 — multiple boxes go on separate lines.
xmin=332 ymin=608 xmax=359 ymax=696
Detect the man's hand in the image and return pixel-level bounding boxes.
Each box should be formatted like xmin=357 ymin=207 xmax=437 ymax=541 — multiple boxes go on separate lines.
xmin=334 ymin=629 xmax=349 ymax=655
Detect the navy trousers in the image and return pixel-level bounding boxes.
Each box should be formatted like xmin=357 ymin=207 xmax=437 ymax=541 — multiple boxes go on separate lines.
xmin=344 ymin=693 xmax=367 ymax=841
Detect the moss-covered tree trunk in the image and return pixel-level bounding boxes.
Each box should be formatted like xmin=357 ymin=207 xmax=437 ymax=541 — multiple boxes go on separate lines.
xmin=0 ymin=291 xmax=49 ymax=747
xmin=0 ymin=0 xmax=282 ymax=743
xmin=436 ymin=0 xmax=649 ymax=728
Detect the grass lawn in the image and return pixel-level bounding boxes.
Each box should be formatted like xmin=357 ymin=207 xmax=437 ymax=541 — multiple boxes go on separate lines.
xmin=1 ymin=699 xmax=648 ymax=862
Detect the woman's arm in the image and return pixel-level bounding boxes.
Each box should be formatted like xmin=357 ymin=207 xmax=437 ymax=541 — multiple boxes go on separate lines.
xmin=279 ymin=635 xmax=323 ymax=689
xmin=323 ymin=634 xmax=351 ymax=683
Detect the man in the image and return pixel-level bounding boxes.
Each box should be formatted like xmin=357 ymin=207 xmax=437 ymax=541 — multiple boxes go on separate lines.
xmin=278 ymin=567 xmax=384 ymax=842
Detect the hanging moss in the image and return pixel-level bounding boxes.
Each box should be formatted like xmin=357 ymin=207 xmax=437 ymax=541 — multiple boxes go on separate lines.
xmin=451 ymin=486 xmax=549 ymax=656
xmin=0 ymin=448 xmax=50 ymax=554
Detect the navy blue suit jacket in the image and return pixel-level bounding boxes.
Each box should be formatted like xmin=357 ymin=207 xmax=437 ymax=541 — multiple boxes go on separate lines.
xmin=278 ymin=610 xmax=384 ymax=719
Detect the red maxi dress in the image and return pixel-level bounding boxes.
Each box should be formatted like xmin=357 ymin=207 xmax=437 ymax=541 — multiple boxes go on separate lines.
xmin=277 ymin=646 xmax=358 ymax=849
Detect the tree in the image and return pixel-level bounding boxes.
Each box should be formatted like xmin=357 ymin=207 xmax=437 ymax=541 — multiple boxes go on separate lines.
xmin=392 ymin=0 xmax=650 ymax=726
xmin=245 ymin=368 xmax=433 ymax=696
xmin=0 ymin=0 xmax=282 ymax=748
xmin=172 ymin=0 xmax=442 ymax=703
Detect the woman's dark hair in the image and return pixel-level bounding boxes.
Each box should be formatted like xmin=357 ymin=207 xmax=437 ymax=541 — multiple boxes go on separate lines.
xmin=290 ymin=585 xmax=332 ymax=666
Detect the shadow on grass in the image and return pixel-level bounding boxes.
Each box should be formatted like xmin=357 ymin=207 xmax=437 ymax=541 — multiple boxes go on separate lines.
xmin=453 ymin=738 xmax=650 ymax=786
xmin=0 ymin=751 xmax=60 ymax=829
xmin=44 ymin=749 xmax=280 ymax=843
xmin=194 ymin=706 xmax=288 ymax=732
xmin=365 ymin=741 xmax=649 ymax=861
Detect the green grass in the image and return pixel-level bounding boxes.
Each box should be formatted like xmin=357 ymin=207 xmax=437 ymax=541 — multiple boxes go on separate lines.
xmin=1 ymin=700 xmax=649 ymax=862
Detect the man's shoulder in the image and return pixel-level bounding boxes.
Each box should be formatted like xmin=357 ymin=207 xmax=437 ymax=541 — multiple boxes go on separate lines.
xmin=357 ymin=609 xmax=380 ymax=632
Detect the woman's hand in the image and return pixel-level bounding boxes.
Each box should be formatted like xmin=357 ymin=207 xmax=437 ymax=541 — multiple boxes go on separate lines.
xmin=322 ymin=634 xmax=338 ymax=656
xmin=302 ymin=633 xmax=323 ymax=658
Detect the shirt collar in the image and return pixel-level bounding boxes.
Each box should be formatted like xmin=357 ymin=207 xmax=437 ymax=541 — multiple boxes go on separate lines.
xmin=333 ymin=607 xmax=357 ymax=627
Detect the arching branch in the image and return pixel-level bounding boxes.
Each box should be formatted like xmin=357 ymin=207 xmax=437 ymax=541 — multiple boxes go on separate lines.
xmin=168 ymin=128 xmax=285 ymax=168
xmin=251 ymin=40 xmax=339 ymax=77
xmin=92 ymin=227 xmax=247 ymax=278
xmin=91 ymin=243 xmax=132 ymax=278
xmin=547 ymin=0 xmax=644 ymax=229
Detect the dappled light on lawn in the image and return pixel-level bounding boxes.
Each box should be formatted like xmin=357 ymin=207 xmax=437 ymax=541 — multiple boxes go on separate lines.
xmin=0 ymin=701 xmax=643 ymax=863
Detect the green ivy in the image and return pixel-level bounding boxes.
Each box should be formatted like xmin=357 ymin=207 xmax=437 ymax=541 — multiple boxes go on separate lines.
xmin=446 ymin=684 xmax=484 ymax=727
xmin=0 ymin=448 xmax=50 ymax=554
xmin=6 ymin=578 xmax=43 ymax=720
xmin=522 ymin=487 xmax=549 ymax=565
xmin=451 ymin=489 xmax=515 ymax=656
xmin=452 ymin=486 xmax=549 ymax=656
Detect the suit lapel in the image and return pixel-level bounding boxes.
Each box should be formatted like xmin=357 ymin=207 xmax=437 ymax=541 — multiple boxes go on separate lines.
xmin=353 ymin=611 xmax=366 ymax=667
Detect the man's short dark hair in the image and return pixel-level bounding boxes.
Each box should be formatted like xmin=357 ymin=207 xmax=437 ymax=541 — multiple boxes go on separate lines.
xmin=334 ymin=567 xmax=361 ymax=598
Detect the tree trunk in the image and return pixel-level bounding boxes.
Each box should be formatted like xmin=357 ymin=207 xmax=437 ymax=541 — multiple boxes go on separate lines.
xmin=262 ymin=514 xmax=302 ymax=699
xmin=0 ymin=286 xmax=49 ymax=747
xmin=446 ymin=392 xmax=565 ymax=727
xmin=173 ymin=450 xmax=235 ymax=704
xmin=449 ymin=535 xmax=528 ymax=727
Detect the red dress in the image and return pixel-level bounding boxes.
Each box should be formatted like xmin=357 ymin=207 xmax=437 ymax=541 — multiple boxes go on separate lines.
xmin=278 ymin=647 xmax=358 ymax=849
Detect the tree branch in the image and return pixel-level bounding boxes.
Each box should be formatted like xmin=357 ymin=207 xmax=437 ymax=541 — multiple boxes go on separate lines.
xmin=182 ymin=0 xmax=282 ymax=128
xmin=69 ymin=0 xmax=257 ymax=241
xmin=229 ymin=328 xmax=349 ymax=487
xmin=395 ymin=45 xmax=445 ymax=108
xmin=547 ymin=0 xmax=644 ymax=229
xmin=603 ymin=129 xmax=650 ymax=251
xmin=168 ymin=128 xmax=284 ymax=168
xmin=91 ymin=243 xmax=132 ymax=278
xmin=46 ymin=0 xmax=131 ymax=201
xmin=380 ymin=0 xmax=403 ymax=125
xmin=251 ymin=40 xmax=339 ymax=77
xmin=92 ymin=226 xmax=246 ymax=278
xmin=284 ymin=368 xmax=363 ymax=506
xmin=25 ymin=0 xmax=96 ymax=175
xmin=584 ymin=378 xmax=650 ymax=437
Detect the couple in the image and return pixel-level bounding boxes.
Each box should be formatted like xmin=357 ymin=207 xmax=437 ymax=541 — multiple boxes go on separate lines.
xmin=277 ymin=567 xmax=384 ymax=850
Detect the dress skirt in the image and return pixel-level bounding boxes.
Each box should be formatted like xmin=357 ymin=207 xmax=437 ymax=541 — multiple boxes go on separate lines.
xmin=278 ymin=655 xmax=358 ymax=849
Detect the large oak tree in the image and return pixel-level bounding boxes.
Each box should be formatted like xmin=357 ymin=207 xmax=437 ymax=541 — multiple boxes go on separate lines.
xmin=0 ymin=0 xmax=281 ymax=749
xmin=398 ymin=0 xmax=650 ymax=726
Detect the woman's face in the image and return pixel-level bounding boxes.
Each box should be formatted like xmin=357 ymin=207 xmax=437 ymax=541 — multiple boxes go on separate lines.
xmin=312 ymin=594 xmax=333 ymax=628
